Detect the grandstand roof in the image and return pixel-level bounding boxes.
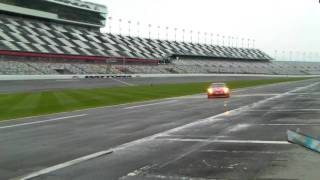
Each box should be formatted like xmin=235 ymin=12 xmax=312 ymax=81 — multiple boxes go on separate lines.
xmin=44 ymin=0 xmax=107 ymax=13
xmin=0 ymin=0 xmax=107 ymax=28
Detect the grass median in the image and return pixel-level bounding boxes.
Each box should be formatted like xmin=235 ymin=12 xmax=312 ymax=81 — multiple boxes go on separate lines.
xmin=0 ymin=77 xmax=312 ymax=121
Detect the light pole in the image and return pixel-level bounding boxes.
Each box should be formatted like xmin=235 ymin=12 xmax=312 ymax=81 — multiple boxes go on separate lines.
xmin=235 ymin=37 xmax=238 ymax=47
xmin=204 ymin=32 xmax=207 ymax=44
xmin=174 ymin=28 xmax=177 ymax=41
xmin=231 ymin=36 xmax=235 ymax=47
xmin=274 ymin=50 xmax=278 ymax=60
xmin=309 ymin=52 xmax=313 ymax=61
xmin=222 ymin=35 xmax=225 ymax=46
xmin=281 ymin=51 xmax=286 ymax=60
xmin=128 ymin=20 xmax=131 ymax=36
xmin=118 ymin=18 xmax=122 ymax=35
xmin=148 ymin=24 xmax=152 ymax=39
xmin=137 ymin=22 xmax=140 ymax=37
xmin=182 ymin=29 xmax=185 ymax=42
xmin=241 ymin=38 xmax=244 ymax=48
xmin=165 ymin=27 xmax=169 ymax=40
xmin=295 ymin=51 xmax=300 ymax=61
xmin=108 ymin=17 xmax=112 ymax=33
xmin=289 ymin=51 xmax=292 ymax=61
xmin=157 ymin=25 xmax=160 ymax=39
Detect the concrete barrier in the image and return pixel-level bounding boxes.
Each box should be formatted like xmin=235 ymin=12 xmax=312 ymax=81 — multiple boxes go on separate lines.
xmin=0 ymin=74 xmax=319 ymax=81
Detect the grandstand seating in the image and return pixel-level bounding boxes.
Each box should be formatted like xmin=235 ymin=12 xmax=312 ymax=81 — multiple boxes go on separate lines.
xmin=0 ymin=14 xmax=271 ymax=62
xmin=0 ymin=60 xmax=39 ymax=75
xmin=0 ymin=59 xmax=319 ymax=75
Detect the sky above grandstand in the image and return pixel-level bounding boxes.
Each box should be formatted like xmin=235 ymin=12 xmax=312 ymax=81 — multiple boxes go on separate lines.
xmin=91 ymin=0 xmax=320 ymax=61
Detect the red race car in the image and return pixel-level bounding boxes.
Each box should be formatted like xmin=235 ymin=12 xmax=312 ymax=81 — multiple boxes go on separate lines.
xmin=207 ymin=83 xmax=230 ymax=98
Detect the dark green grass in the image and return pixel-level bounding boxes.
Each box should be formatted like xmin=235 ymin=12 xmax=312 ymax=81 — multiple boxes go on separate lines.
xmin=0 ymin=77 xmax=311 ymax=121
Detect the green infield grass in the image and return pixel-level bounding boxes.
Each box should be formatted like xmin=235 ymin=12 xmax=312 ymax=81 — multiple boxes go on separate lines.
xmin=0 ymin=77 xmax=311 ymax=121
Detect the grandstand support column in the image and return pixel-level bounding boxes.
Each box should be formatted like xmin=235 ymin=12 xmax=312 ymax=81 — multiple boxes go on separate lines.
xmin=190 ymin=30 xmax=193 ymax=43
xmin=210 ymin=33 xmax=213 ymax=45
xmin=253 ymin=39 xmax=255 ymax=48
xmin=228 ymin=36 xmax=231 ymax=47
xmin=217 ymin=34 xmax=220 ymax=45
xmin=197 ymin=31 xmax=200 ymax=43
xmin=105 ymin=59 xmax=109 ymax=74
xmin=122 ymin=57 xmax=126 ymax=74
xmin=247 ymin=39 xmax=250 ymax=48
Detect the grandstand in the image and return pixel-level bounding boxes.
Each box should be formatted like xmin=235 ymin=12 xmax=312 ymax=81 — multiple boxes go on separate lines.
xmin=0 ymin=0 xmax=319 ymax=76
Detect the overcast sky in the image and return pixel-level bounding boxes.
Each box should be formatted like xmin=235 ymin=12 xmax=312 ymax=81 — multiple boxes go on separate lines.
xmin=90 ymin=0 xmax=319 ymax=60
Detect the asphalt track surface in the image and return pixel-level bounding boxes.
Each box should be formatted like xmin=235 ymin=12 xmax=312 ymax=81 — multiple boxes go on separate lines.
xmin=0 ymin=79 xmax=319 ymax=180
xmin=0 ymin=76 xmax=276 ymax=93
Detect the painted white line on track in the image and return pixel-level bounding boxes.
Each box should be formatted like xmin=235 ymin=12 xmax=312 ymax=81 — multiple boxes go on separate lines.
xmin=123 ymin=100 xmax=178 ymax=110
xmin=110 ymin=77 xmax=134 ymax=86
xmin=200 ymin=150 xmax=282 ymax=154
xmin=233 ymin=93 xmax=280 ymax=97
xmin=55 ymin=80 xmax=80 ymax=82
xmin=226 ymin=123 xmax=251 ymax=133
xmin=13 ymin=150 xmax=113 ymax=180
xmin=15 ymin=81 xmax=319 ymax=180
xmin=0 ymin=114 xmax=87 ymax=129
xmin=162 ymin=138 xmax=290 ymax=145
xmin=255 ymin=123 xmax=320 ymax=126
xmin=289 ymin=93 xmax=320 ymax=95
xmin=246 ymin=109 xmax=320 ymax=112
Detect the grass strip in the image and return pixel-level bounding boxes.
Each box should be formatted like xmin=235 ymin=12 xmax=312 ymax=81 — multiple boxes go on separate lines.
xmin=0 ymin=77 xmax=312 ymax=121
